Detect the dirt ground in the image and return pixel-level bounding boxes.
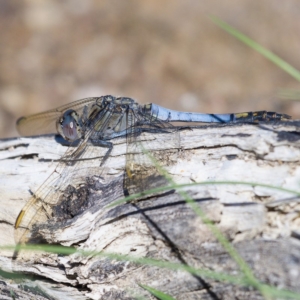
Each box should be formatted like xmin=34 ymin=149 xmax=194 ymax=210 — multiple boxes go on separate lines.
xmin=1 ymin=0 xmax=300 ymax=138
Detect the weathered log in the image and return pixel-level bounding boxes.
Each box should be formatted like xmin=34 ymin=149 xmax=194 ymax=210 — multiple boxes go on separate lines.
xmin=0 ymin=121 xmax=300 ymax=299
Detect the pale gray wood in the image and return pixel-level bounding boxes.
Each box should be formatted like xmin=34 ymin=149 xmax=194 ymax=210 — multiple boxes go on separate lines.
xmin=0 ymin=121 xmax=300 ymax=299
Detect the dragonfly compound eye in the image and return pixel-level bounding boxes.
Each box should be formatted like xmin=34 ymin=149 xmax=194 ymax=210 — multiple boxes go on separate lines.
xmin=56 ymin=109 xmax=82 ymax=142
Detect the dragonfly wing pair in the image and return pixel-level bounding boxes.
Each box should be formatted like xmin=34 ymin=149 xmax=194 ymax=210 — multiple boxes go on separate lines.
xmin=14 ymin=96 xmax=179 ymax=244
xmin=124 ymin=103 xmax=179 ymax=196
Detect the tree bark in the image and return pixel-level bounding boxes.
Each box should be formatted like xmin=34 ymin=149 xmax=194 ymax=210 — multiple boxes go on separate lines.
xmin=0 ymin=121 xmax=300 ymax=300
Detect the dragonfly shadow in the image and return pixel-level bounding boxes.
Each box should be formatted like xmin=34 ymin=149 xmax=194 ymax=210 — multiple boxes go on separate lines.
xmin=130 ymin=198 xmax=220 ymax=300
xmin=257 ymin=120 xmax=300 ymax=142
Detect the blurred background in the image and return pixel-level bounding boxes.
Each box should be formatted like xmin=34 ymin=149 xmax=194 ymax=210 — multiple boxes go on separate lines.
xmin=1 ymin=0 xmax=300 ymax=138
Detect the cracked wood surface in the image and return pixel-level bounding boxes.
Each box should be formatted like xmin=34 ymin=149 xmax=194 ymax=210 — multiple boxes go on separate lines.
xmin=0 ymin=121 xmax=300 ymax=299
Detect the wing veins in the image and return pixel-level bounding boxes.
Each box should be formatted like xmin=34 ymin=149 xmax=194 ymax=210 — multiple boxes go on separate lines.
xmin=15 ymin=100 xmax=115 ymax=244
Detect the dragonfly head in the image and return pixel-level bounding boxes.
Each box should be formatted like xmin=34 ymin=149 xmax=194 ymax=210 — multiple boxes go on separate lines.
xmin=56 ymin=109 xmax=83 ymax=142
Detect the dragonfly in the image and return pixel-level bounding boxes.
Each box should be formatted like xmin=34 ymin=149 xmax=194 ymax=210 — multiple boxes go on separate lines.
xmin=14 ymin=95 xmax=291 ymax=245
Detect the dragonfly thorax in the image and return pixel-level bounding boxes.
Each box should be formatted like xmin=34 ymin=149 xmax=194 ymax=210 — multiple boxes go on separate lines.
xmin=56 ymin=109 xmax=83 ymax=142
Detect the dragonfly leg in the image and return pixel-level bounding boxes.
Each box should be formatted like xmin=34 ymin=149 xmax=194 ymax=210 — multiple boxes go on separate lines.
xmin=91 ymin=139 xmax=113 ymax=166
xmin=80 ymin=105 xmax=89 ymax=128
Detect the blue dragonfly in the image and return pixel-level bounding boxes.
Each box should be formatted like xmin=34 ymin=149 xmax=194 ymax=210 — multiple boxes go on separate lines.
xmin=14 ymin=95 xmax=291 ymax=244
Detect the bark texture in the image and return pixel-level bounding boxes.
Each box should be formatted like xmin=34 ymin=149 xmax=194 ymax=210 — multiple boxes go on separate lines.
xmin=0 ymin=121 xmax=300 ymax=299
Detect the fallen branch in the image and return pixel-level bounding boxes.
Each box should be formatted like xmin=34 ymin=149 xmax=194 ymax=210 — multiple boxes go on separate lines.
xmin=0 ymin=121 xmax=300 ymax=299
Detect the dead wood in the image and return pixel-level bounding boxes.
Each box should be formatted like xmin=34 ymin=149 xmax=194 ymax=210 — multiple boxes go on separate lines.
xmin=0 ymin=121 xmax=300 ymax=299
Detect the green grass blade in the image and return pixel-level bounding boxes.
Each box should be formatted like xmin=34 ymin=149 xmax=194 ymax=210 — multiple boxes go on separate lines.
xmin=210 ymin=16 xmax=300 ymax=82
xmin=2 ymin=244 xmax=300 ymax=299
xmin=139 ymin=284 xmax=175 ymax=300
xmin=108 ymin=180 xmax=300 ymax=208
xmin=0 ymin=244 xmax=249 ymax=285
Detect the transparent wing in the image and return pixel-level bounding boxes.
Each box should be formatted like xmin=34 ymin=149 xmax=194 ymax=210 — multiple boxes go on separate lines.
xmin=14 ymin=102 xmax=114 ymax=244
xmin=124 ymin=108 xmax=179 ymax=197
xmin=17 ymin=97 xmax=99 ymax=136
